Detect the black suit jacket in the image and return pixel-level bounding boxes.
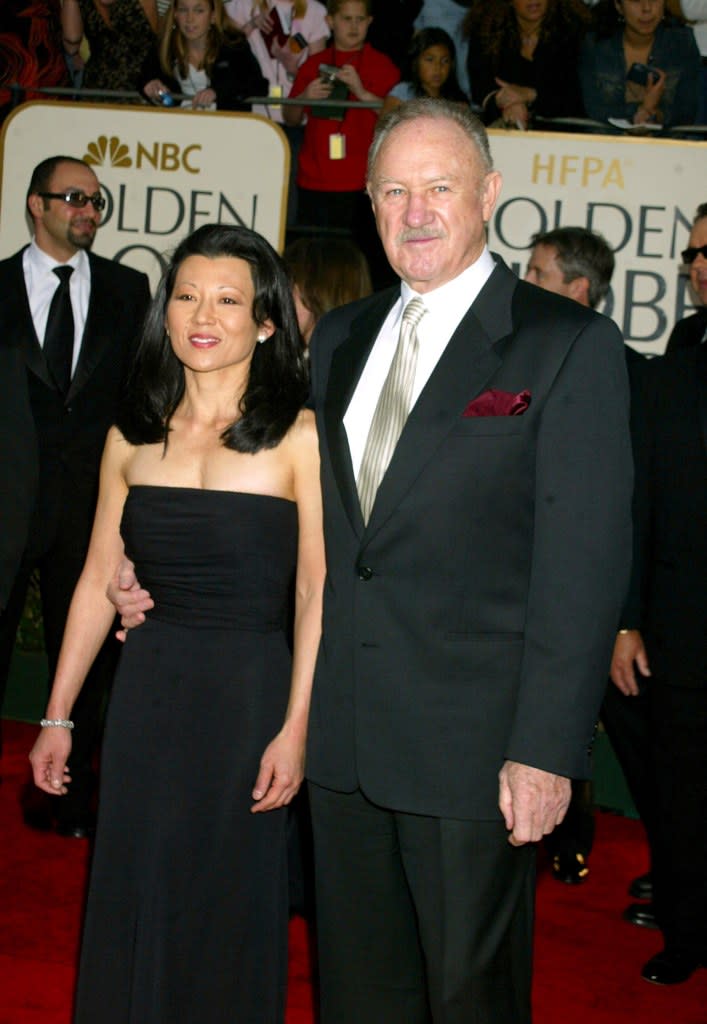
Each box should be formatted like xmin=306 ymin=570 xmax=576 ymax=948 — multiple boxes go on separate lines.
xmin=307 ymin=258 xmax=633 ymax=820
xmin=0 ymin=247 xmax=150 ymax=607
xmin=629 ymin=345 xmax=707 ymax=687
xmin=665 ymin=308 xmax=707 ymax=352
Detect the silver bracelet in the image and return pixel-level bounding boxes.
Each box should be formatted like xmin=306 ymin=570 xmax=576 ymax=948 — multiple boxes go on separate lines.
xmin=40 ymin=718 xmax=74 ymax=730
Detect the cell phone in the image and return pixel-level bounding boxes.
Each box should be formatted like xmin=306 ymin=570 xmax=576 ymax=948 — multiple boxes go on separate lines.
xmin=289 ymin=32 xmax=307 ymax=53
xmin=318 ymin=63 xmax=341 ymax=83
xmin=314 ymin=63 xmax=349 ymax=121
xmin=626 ymin=62 xmax=660 ymax=87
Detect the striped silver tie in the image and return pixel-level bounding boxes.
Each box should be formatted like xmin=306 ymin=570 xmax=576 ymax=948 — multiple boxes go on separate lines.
xmin=357 ymin=297 xmax=427 ymax=524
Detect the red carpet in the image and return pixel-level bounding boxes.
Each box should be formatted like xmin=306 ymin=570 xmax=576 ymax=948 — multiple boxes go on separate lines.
xmin=2 ymin=720 xmax=706 ymax=1023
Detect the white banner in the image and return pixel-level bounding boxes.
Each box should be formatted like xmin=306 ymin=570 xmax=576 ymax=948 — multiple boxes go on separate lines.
xmin=1 ymin=107 xmax=703 ymax=352
xmin=488 ymin=129 xmax=705 ymax=354
xmin=0 ymin=102 xmax=289 ymax=290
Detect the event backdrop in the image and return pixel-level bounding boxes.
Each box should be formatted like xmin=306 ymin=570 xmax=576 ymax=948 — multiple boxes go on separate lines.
xmin=488 ymin=129 xmax=704 ymax=353
xmin=0 ymin=103 xmax=704 ymax=352
xmin=0 ymin=102 xmax=289 ymax=286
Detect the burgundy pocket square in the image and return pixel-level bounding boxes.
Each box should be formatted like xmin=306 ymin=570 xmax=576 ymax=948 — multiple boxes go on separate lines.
xmin=463 ymin=388 xmax=531 ymax=418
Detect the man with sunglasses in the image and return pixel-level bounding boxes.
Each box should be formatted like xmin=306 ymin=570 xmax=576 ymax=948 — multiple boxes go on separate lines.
xmin=610 ymin=200 xmax=707 ymax=986
xmin=666 ymin=203 xmax=707 ymax=352
xmin=0 ymin=155 xmax=150 ymax=839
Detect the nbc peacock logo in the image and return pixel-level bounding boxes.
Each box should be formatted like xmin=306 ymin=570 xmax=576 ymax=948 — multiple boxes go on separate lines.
xmin=83 ymin=136 xmax=132 ymax=168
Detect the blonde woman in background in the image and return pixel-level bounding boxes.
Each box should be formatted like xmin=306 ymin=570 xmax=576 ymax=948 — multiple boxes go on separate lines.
xmin=140 ymin=0 xmax=267 ymax=109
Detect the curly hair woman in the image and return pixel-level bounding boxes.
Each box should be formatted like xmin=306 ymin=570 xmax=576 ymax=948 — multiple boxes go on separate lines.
xmin=464 ymin=0 xmax=590 ymax=127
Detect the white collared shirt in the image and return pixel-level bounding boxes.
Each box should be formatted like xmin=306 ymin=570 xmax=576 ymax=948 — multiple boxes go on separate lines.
xmin=23 ymin=240 xmax=91 ymax=376
xmin=344 ymin=248 xmax=496 ymax=479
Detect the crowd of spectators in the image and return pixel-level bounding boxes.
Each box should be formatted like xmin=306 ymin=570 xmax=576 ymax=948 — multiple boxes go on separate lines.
xmin=1 ymin=0 xmax=705 ymax=237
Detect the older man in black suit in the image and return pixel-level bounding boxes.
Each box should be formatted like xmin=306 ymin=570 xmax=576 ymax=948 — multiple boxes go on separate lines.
xmin=0 ymin=155 xmax=150 ymax=837
xmin=304 ymin=100 xmax=632 ymax=1023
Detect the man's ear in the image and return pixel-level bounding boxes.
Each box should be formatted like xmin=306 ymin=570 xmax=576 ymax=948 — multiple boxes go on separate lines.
xmin=568 ymin=276 xmax=591 ymax=306
xmin=26 ymin=193 xmax=44 ymax=220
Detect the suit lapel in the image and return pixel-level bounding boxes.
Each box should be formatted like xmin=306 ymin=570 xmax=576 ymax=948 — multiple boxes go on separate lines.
xmin=364 ymin=261 xmax=516 ymax=537
xmin=5 ymin=252 xmax=56 ymax=389
xmin=68 ymin=254 xmax=115 ymax=402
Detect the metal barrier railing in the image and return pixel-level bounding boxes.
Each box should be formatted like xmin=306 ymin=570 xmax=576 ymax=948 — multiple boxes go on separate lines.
xmin=4 ymin=84 xmax=706 ymax=138
xmin=3 ymin=82 xmax=382 ymax=111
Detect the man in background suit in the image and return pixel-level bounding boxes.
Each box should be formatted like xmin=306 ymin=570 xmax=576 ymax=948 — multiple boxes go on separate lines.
xmin=610 ymin=206 xmax=707 ymax=986
xmin=0 ymin=155 xmax=150 ymax=836
xmin=666 ymin=202 xmax=707 ymax=352
xmin=524 ymin=228 xmax=656 ymax=919
xmin=305 ymin=100 xmax=632 ymax=1022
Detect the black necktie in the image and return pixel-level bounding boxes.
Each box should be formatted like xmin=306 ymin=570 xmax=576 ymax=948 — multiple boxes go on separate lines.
xmin=43 ymin=265 xmax=75 ymax=396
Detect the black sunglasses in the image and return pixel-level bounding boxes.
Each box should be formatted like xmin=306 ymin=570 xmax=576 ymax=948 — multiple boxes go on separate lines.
xmin=37 ymin=189 xmax=106 ymax=212
xmin=681 ymin=244 xmax=707 ymax=265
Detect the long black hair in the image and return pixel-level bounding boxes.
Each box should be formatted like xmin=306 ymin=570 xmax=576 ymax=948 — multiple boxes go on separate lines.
xmin=118 ymin=223 xmax=308 ymax=454
xmin=406 ymin=27 xmax=468 ymax=103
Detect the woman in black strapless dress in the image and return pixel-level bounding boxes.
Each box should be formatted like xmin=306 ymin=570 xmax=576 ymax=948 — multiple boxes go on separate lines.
xmin=29 ymin=224 xmax=325 ymax=1024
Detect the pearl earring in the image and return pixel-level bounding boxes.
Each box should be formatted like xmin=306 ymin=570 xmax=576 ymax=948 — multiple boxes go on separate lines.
xmin=257 ymin=334 xmax=267 ymax=343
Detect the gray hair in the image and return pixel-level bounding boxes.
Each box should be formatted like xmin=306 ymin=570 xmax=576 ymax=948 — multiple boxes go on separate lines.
xmin=530 ymin=226 xmax=614 ymax=309
xmin=367 ymin=98 xmax=494 ymax=186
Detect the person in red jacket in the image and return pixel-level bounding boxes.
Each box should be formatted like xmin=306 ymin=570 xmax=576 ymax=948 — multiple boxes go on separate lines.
xmin=284 ymin=0 xmax=399 ymax=232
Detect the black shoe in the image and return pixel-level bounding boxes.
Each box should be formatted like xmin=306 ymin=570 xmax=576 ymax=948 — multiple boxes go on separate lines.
xmin=551 ymin=851 xmax=589 ymax=885
xmin=641 ymin=949 xmax=702 ymax=985
xmin=623 ymin=902 xmax=658 ymax=929
xmin=21 ymin=787 xmax=56 ymax=831
xmin=54 ymin=819 xmax=95 ymax=839
xmin=628 ymin=872 xmax=653 ymax=901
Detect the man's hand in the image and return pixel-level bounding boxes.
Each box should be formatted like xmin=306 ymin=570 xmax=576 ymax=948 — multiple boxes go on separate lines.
xmin=498 ymin=761 xmax=571 ymax=846
xmin=609 ymin=629 xmax=651 ymax=696
xmin=106 ymin=558 xmax=154 ymax=641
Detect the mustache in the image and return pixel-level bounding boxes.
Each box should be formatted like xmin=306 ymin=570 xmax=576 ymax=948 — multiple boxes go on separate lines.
xmin=396 ymin=228 xmax=443 ymax=244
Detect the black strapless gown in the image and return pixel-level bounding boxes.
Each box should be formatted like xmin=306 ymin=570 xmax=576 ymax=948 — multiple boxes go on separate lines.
xmin=74 ymin=486 xmax=298 ymax=1024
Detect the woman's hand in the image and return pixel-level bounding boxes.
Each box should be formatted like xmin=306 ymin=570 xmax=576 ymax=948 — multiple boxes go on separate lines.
xmin=250 ymin=723 xmax=305 ymax=812
xmin=144 ymin=77 xmax=170 ymax=103
xmin=29 ymin=727 xmax=72 ymax=796
xmin=192 ymin=87 xmax=217 ymax=108
xmin=250 ymin=8 xmax=274 ymax=34
xmin=500 ymin=99 xmax=530 ymax=129
xmin=272 ymin=37 xmax=302 ymax=76
xmin=495 ymin=78 xmax=536 ymax=111
xmin=633 ymin=68 xmax=665 ymax=124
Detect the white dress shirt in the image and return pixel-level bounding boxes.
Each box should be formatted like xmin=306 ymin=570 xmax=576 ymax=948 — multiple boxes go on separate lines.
xmin=344 ymin=248 xmax=496 ymax=479
xmin=23 ymin=240 xmax=90 ymax=377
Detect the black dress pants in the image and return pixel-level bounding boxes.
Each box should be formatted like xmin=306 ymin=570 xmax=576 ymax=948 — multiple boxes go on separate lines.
xmin=650 ymin=678 xmax=707 ymax=960
xmin=601 ymin=678 xmax=657 ymax=858
xmin=0 ymin=497 xmax=119 ymax=822
xmin=309 ymin=782 xmax=535 ymax=1024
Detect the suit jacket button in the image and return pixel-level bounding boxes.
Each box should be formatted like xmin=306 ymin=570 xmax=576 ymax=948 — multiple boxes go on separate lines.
xmin=357 ymin=565 xmax=373 ymax=581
